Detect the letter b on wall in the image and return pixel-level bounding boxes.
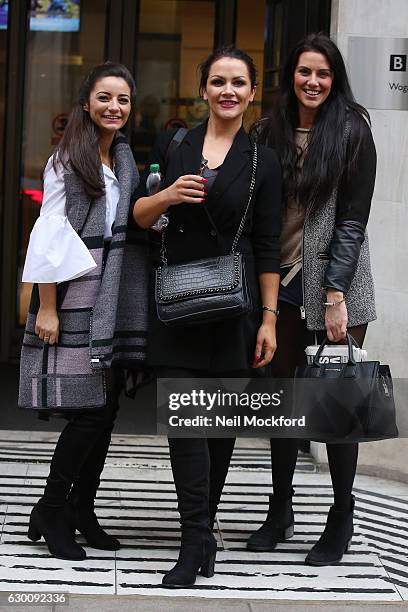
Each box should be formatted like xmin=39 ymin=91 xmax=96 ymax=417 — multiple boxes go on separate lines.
xmin=348 ymin=37 xmax=408 ymax=110
xmin=390 ymin=54 xmax=407 ymax=71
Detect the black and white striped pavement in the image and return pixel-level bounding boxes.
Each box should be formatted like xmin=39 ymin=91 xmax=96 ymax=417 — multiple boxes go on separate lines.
xmin=0 ymin=432 xmax=407 ymax=601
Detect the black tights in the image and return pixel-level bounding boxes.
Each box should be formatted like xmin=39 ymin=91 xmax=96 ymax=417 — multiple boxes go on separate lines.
xmin=270 ymin=301 xmax=367 ymax=511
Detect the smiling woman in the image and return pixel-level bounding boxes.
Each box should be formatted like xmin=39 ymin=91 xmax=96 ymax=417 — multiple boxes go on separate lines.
xmin=249 ymin=33 xmax=377 ymax=568
xmin=133 ymin=45 xmax=282 ymax=588
xmin=19 ymin=62 xmax=149 ymax=562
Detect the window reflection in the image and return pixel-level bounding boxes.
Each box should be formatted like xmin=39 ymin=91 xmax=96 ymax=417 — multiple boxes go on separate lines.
xmin=134 ymin=0 xmax=215 ymax=165
xmin=263 ymin=0 xmax=283 ymax=112
xmin=235 ymin=0 xmax=265 ymax=130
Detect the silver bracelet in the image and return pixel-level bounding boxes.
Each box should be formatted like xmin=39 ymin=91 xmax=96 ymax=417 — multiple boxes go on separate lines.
xmin=324 ymin=297 xmax=345 ymax=307
xmin=262 ymin=305 xmax=279 ymax=316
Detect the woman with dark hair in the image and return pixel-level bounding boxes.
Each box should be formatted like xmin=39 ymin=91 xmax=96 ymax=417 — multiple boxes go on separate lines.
xmin=19 ymin=62 xmax=149 ymax=560
xmin=247 ymin=33 xmax=377 ymax=565
xmin=134 ymin=46 xmax=281 ymax=586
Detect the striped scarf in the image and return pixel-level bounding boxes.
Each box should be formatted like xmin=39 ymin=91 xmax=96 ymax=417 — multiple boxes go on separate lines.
xmin=19 ymin=135 xmax=149 ymax=411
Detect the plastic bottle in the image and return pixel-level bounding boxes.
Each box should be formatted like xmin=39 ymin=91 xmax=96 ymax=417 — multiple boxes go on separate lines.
xmin=147 ymin=164 xmax=169 ymax=233
xmin=146 ymin=163 xmax=162 ymax=195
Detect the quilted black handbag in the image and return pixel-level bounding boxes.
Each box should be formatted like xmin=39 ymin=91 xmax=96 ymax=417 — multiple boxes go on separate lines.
xmin=293 ymin=333 xmax=398 ymax=442
xmin=155 ymin=145 xmax=257 ymax=327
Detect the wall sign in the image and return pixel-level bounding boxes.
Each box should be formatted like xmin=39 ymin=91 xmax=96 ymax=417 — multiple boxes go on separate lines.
xmin=348 ymin=37 xmax=408 ymax=110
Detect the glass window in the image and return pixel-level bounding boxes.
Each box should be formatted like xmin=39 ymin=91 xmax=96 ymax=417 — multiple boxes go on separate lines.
xmin=17 ymin=0 xmax=108 ymax=325
xmin=134 ymin=0 xmax=215 ymax=165
xmin=235 ymin=0 xmax=266 ymax=130
xmin=263 ymin=0 xmax=283 ymax=112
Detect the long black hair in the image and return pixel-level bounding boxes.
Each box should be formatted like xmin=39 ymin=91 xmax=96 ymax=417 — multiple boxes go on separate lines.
xmin=256 ymin=33 xmax=370 ymax=208
xmin=198 ymin=45 xmax=257 ymax=96
xmin=53 ymin=62 xmax=136 ymax=198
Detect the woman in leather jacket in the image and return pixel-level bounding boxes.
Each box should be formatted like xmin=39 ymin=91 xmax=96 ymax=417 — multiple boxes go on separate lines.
xmin=247 ymin=33 xmax=377 ymax=565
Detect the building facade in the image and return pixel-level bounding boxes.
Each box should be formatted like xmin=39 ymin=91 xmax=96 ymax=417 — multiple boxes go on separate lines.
xmin=312 ymin=0 xmax=408 ymax=481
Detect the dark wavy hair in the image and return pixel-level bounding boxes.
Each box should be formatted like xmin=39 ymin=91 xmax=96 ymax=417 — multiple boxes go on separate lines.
xmin=198 ymin=45 xmax=257 ymax=96
xmin=53 ymin=62 xmax=136 ymax=198
xmin=255 ymin=33 xmax=370 ymax=208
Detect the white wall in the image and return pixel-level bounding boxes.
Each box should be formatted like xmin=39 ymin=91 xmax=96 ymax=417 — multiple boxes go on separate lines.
xmin=311 ymin=0 xmax=408 ymax=480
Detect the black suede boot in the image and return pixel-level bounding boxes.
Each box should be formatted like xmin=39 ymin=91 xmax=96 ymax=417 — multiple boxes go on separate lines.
xmin=208 ymin=437 xmax=235 ymax=532
xmin=28 ymin=501 xmax=86 ymax=561
xmin=246 ymin=491 xmax=295 ymax=551
xmin=305 ymin=496 xmax=354 ymax=566
xmin=162 ymin=437 xmax=217 ymax=588
xmin=66 ymin=494 xmax=120 ymax=551
xmin=162 ymin=528 xmax=217 ymax=588
xmin=65 ymin=430 xmax=120 ymax=551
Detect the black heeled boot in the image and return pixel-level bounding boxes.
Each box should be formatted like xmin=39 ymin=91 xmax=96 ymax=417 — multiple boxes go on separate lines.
xmin=65 ymin=494 xmax=120 ymax=551
xmin=305 ymin=496 xmax=354 ymax=566
xmin=246 ymin=491 xmax=295 ymax=551
xmin=65 ymin=406 xmax=121 ymax=551
xmin=28 ymin=501 xmax=86 ymax=561
xmin=65 ymin=432 xmax=120 ymax=551
xmin=162 ymin=529 xmax=217 ymax=588
xmin=163 ymin=437 xmax=217 ymax=587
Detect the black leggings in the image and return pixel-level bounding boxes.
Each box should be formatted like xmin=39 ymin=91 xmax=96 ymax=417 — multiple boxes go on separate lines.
xmin=269 ymin=301 xmax=367 ymax=511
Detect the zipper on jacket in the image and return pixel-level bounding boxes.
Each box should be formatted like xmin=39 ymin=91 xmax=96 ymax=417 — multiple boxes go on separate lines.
xmin=300 ymin=204 xmax=312 ymax=322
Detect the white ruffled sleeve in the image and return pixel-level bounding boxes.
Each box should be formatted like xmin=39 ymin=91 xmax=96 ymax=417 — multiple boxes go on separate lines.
xmin=22 ymin=158 xmax=97 ymax=284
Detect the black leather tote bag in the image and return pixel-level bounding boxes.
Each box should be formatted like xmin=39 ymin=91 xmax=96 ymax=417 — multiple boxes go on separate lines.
xmin=293 ymin=333 xmax=398 ymax=442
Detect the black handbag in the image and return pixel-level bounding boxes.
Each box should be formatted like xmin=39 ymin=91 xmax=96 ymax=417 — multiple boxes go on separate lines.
xmin=293 ymin=333 xmax=398 ymax=442
xmin=155 ymin=144 xmax=258 ymax=327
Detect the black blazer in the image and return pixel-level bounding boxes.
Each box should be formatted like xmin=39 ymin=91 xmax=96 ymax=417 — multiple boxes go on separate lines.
xmin=134 ymin=121 xmax=282 ymax=371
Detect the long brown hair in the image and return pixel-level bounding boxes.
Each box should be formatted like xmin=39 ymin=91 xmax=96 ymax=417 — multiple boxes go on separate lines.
xmin=53 ymin=62 xmax=136 ymax=198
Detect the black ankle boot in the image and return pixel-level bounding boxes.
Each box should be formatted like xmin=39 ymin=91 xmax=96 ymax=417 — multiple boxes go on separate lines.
xmin=305 ymin=496 xmax=354 ymax=566
xmin=66 ymin=495 xmax=120 ymax=551
xmin=246 ymin=492 xmax=294 ymax=552
xmin=28 ymin=501 xmax=86 ymax=561
xmin=162 ymin=530 xmax=217 ymax=588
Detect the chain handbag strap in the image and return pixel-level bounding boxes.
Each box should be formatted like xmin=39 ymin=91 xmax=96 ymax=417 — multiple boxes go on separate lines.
xmin=160 ymin=220 xmax=168 ymax=264
xmin=231 ymin=143 xmax=257 ymax=254
xmin=160 ymin=143 xmax=258 ymax=265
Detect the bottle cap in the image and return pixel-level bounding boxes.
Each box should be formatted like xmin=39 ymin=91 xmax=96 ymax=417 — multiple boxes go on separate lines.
xmin=150 ymin=163 xmax=160 ymax=173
